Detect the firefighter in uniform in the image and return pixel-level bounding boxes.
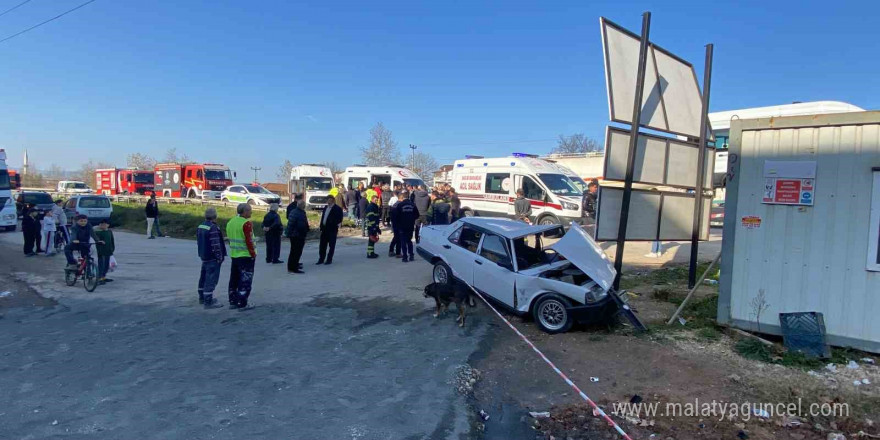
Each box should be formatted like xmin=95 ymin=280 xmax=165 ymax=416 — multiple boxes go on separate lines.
xmin=226 ymin=203 xmax=257 ymax=309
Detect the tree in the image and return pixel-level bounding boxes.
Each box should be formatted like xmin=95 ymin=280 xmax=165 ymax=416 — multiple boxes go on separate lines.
xmin=44 ymin=164 xmax=66 ymax=180
xmin=321 ymin=161 xmax=344 ymax=174
xmin=127 ymin=152 xmax=157 ymax=170
xmin=277 ymin=160 xmax=294 ymax=182
xmin=409 ymin=151 xmax=439 ymax=182
xmin=163 ymin=148 xmax=192 ymax=164
xmin=78 ymin=159 xmax=114 ymax=185
xmin=552 ymin=133 xmax=601 ymax=154
xmin=360 ymin=122 xmax=401 ymax=166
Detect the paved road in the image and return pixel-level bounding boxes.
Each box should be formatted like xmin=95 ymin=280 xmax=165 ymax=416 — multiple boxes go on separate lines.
xmin=0 ymin=225 xmax=722 ymax=439
xmin=0 ymin=230 xmax=488 ymax=440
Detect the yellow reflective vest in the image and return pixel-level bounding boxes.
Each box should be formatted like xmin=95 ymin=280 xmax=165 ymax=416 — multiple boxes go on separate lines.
xmin=226 ymin=215 xmax=255 ymax=258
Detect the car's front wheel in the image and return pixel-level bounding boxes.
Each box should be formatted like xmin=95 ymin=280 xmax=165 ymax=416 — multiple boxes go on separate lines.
xmin=432 ymin=261 xmax=453 ymax=286
xmin=532 ymin=293 xmax=574 ymax=334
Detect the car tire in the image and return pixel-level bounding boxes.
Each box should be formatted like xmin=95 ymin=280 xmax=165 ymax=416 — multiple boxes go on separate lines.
xmin=532 ymin=293 xmax=574 ymax=334
xmin=432 ymin=261 xmax=453 ymax=286
xmin=188 ymin=189 xmax=198 ymax=199
xmin=537 ymin=214 xmax=560 ymax=226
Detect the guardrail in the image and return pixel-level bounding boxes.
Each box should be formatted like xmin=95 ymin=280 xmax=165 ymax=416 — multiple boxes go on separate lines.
xmin=109 ymin=194 xmax=282 ymax=213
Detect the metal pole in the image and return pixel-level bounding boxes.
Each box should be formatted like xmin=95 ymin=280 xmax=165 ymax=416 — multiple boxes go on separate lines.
xmin=409 ymin=144 xmax=417 ymax=170
xmin=688 ymin=43 xmax=713 ymax=289
xmin=668 ymin=252 xmax=721 ymax=325
xmin=250 ymin=166 xmax=261 ymax=184
xmin=612 ymin=11 xmax=651 ymax=290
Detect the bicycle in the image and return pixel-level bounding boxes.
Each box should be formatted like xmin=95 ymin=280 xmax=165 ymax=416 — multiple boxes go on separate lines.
xmin=64 ymin=243 xmax=99 ymax=292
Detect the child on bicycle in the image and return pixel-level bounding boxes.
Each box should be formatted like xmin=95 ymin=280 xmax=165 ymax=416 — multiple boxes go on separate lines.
xmin=65 ymin=215 xmax=101 ymax=271
xmin=94 ymin=219 xmax=115 ymax=284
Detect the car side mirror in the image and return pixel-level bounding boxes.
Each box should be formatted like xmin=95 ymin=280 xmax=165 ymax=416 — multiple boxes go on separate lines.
xmin=233 ymin=171 xmax=237 ymax=179
xmin=543 ymin=193 xmax=549 ymax=203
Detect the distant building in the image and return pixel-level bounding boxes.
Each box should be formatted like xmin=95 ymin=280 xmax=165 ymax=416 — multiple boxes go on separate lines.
xmin=433 ymin=165 xmax=453 ymax=185
xmin=540 ymin=152 xmax=605 ymax=181
xmin=262 ymin=182 xmax=289 ymax=198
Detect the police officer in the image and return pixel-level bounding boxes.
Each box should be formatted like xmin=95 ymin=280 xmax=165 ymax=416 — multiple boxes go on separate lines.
xmin=394 ymin=190 xmax=419 ymax=262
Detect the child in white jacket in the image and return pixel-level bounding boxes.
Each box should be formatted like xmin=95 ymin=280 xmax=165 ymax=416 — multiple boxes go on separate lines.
xmin=40 ymin=211 xmax=57 ymax=256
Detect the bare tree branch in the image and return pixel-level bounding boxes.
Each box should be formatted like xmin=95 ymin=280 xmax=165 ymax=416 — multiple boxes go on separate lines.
xmin=360 ymin=122 xmax=401 ymax=166
xmin=552 ymin=133 xmax=601 ymax=154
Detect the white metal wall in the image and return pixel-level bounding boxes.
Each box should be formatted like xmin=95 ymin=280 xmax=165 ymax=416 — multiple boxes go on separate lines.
xmin=719 ymin=112 xmax=880 ymax=353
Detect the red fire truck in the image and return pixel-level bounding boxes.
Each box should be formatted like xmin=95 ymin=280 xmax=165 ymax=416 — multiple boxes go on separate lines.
xmin=8 ymin=169 xmax=21 ymax=189
xmin=154 ymin=163 xmax=234 ymax=199
xmin=95 ymin=168 xmax=155 ymax=195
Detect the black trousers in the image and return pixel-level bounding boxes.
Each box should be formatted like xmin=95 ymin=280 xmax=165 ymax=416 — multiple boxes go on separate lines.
xmin=389 ymin=228 xmax=401 ymax=255
xmin=23 ymin=232 xmax=36 ymax=254
xmin=381 ymin=206 xmax=390 ymax=224
xmin=265 ymin=232 xmax=282 ymax=263
xmin=318 ymin=231 xmax=337 ymax=263
xmin=400 ymin=228 xmax=414 ymax=259
xmin=228 ymin=257 xmax=255 ymax=307
xmin=288 ymin=236 xmax=305 ymax=272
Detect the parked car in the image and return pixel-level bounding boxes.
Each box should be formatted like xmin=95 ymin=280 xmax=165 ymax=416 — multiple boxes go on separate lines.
xmin=416 ymin=217 xmax=624 ymax=333
xmin=710 ymin=199 xmax=724 ymax=227
xmin=15 ymin=191 xmax=55 ymax=218
xmin=63 ymin=195 xmax=113 ymax=225
xmin=220 ymin=184 xmax=282 ymax=206
xmin=57 ymin=180 xmax=92 ymax=194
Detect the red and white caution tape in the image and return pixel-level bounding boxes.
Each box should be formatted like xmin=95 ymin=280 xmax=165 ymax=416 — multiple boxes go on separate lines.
xmin=465 ymin=284 xmax=633 ymax=440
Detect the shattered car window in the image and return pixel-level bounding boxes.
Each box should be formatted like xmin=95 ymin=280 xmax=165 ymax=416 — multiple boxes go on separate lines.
xmin=480 ymin=234 xmax=511 ymax=266
xmin=457 ymin=226 xmax=483 ymax=253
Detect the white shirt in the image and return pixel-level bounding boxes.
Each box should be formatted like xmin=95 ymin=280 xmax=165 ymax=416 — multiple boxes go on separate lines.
xmin=389 ymin=196 xmax=399 ymax=207
xmin=41 ymin=216 xmax=57 ymax=232
xmin=322 ymin=205 xmax=331 ymax=226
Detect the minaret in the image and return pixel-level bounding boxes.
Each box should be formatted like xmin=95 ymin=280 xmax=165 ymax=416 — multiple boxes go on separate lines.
xmin=22 ymin=149 xmax=28 ymax=176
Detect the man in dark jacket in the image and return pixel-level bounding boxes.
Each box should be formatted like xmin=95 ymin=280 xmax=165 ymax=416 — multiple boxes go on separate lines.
xmin=317 ymin=195 xmax=343 ymax=265
xmin=286 ymin=193 xmax=303 ymax=218
xmin=197 ymin=207 xmax=226 ymax=309
xmin=286 ymin=200 xmax=309 ymax=273
xmin=344 ymin=185 xmax=359 ymax=222
xmin=394 ymin=191 xmax=419 ymax=262
xmin=514 ymin=189 xmax=532 ymax=224
xmin=427 ymin=192 xmax=451 ymax=225
xmin=583 ymin=180 xmax=598 ymax=219
xmin=145 ymin=194 xmax=163 ymax=239
xmin=448 ymin=188 xmax=461 ymax=222
xmin=380 ymin=184 xmax=393 ymax=226
xmin=262 ymin=203 xmax=284 ymax=264
xmin=21 ymin=208 xmax=40 ymax=256
xmin=412 ymin=185 xmax=431 ymax=243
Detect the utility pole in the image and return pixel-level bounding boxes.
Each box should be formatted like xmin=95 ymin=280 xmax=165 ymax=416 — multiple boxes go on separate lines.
xmin=250 ymin=166 xmax=261 ymax=184
xmin=409 ymin=144 xmax=417 ymax=170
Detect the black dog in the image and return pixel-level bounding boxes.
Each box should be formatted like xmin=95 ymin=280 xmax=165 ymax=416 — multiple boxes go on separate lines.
xmin=423 ymin=282 xmax=472 ymax=327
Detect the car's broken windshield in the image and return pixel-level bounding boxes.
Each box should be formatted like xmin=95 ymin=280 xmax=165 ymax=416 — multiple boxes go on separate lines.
xmin=513 ymin=228 xmax=566 ymax=271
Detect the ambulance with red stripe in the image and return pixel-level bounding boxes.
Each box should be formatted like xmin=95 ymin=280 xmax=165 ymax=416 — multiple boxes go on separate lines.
xmin=451 ymin=154 xmax=584 ymax=227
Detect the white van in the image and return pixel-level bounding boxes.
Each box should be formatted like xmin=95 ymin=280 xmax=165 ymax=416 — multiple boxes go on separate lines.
xmin=343 ymin=165 xmax=425 ymax=192
xmin=0 ymin=149 xmax=17 ymax=231
xmin=57 ymin=180 xmax=92 ymax=194
xmin=451 ymin=154 xmax=584 ymax=226
xmin=289 ymin=164 xmax=335 ymax=209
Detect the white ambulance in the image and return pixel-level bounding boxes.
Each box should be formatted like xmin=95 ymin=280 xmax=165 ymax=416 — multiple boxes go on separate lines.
xmin=0 ymin=149 xmax=17 ymax=231
xmin=289 ymin=164 xmax=335 ymax=209
xmin=450 ymin=154 xmax=584 ymax=226
xmin=342 ymin=165 xmax=425 ymax=192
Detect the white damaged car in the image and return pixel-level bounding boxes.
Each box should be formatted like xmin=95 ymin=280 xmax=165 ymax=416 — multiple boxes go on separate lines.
xmin=416 ymin=217 xmax=640 ymax=333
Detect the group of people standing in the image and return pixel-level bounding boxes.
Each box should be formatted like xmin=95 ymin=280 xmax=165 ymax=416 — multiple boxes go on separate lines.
xmin=21 ymin=199 xmax=67 ymax=257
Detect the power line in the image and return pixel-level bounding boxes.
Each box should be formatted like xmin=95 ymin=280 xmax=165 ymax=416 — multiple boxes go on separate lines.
xmin=0 ymin=0 xmax=97 ymax=45
xmin=0 ymin=0 xmax=32 ymax=18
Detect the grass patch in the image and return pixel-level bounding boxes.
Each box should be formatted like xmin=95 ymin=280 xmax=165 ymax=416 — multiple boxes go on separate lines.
xmin=620 ymin=261 xmax=718 ymax=290
xmin=110 ymin=201 xmax=357 ymax=240
xmin=734 ymin=338 xmax=860 ymax=370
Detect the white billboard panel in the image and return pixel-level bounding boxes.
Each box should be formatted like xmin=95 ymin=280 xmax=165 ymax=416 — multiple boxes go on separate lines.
xmin=600 ymin=17 xmax=711 ymax=139
xmin=595 ymin=187 xmax=711 ymax=241
xmin=603 ymin=127 xmax=715 ymax=190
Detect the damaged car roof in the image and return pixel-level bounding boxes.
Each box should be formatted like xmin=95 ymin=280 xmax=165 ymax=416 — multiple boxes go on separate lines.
xmin=456 ymin=217 xmax=560 ymax=239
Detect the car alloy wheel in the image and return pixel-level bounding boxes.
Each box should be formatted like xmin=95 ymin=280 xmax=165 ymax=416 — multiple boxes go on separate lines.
xmin=432 ymin=262 xmax=451 ymax=285
xmin=533 ymin=294 xmax=574 ymax=334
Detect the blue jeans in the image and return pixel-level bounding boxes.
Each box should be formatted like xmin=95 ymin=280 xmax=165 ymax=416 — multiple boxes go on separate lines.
xmin=98 ymin=255 xmax=111 ymax=278
xmin=651 ymin=241 xmax=662 ymax=255
xmin=198 ymin=259 xmax=222 ymax=298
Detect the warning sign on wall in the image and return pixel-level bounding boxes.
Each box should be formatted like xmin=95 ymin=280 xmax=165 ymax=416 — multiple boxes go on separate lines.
xmin=762 ymin=161 xmax=816 ymax=206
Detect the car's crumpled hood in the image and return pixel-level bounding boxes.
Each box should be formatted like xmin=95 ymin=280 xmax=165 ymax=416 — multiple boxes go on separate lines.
xmin=548 ymin=223 xmax=616 ymax=291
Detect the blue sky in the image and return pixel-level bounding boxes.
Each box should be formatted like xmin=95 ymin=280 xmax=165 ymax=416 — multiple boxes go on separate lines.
xmin=0 ymin=0 xmax=877 ymax=181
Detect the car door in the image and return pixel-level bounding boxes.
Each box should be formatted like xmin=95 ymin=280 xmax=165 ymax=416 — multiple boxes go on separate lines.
xmin=443 ymin=224 xmax=483 ymax=285
xmin=64 ymin=198 xmax=77 ymax=223
xmin=474 ymin=233 xmax=517 ymax=308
